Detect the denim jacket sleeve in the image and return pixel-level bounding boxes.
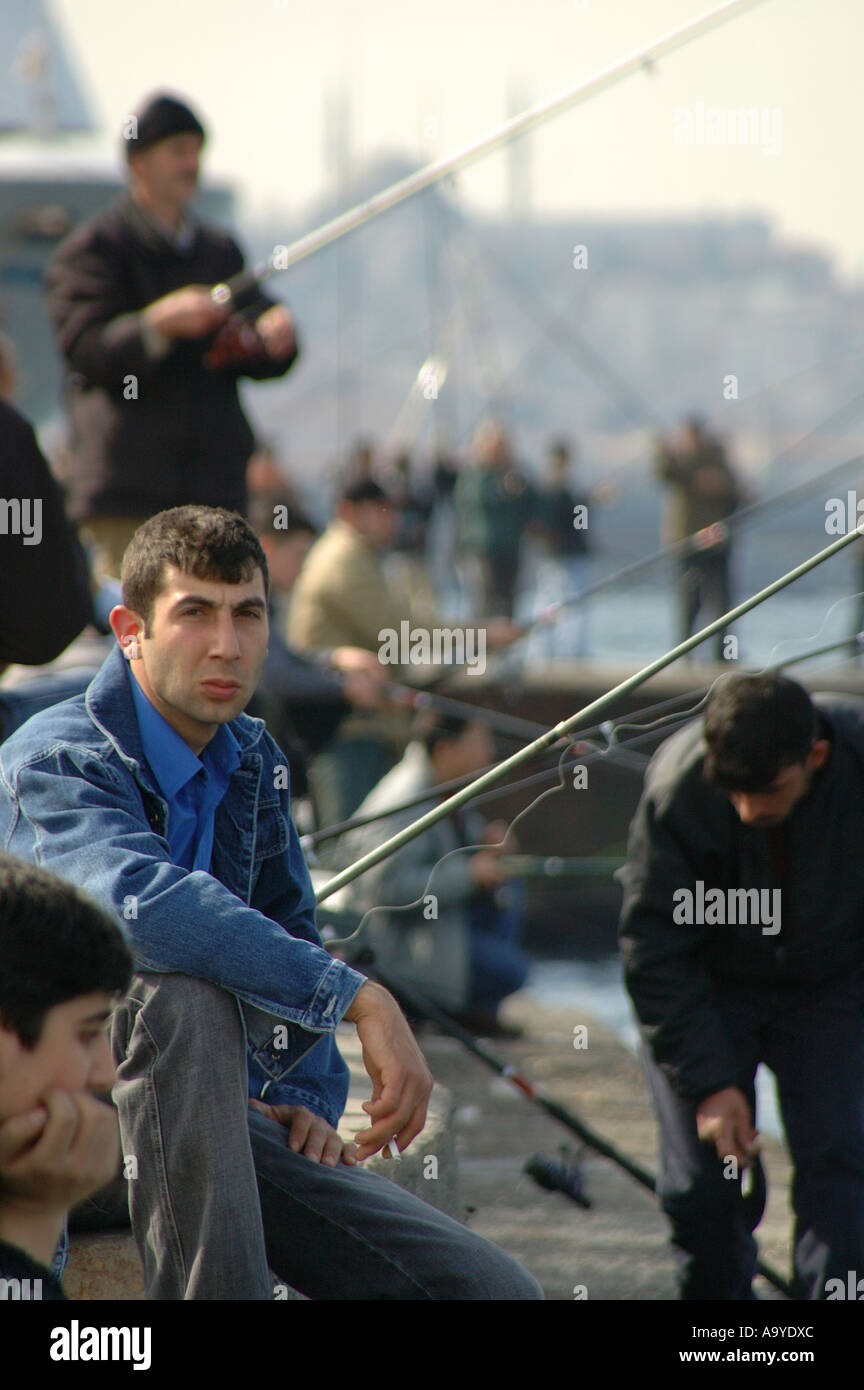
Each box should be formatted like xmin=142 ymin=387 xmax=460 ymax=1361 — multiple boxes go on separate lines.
xmin=0 ymin=743 xmax=365 ymax=1071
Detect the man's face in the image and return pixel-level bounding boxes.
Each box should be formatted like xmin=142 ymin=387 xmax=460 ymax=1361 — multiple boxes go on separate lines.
xmin=0 ymin=993 xmax=116 ymax=1123
xmin=129 ymin=132 xmax=202 ymax=209
xmin=348 ymin=500 xmax=397 ymax=549
xmin=434 ymin=722 xmax=495 ymax=782
xmin=263 ymin=532 xmax=314 ymax=593
xmin=121 ymin=564 xmax=269 ymax=755
xmin=726 ymin=755 xmax=819 ymax=828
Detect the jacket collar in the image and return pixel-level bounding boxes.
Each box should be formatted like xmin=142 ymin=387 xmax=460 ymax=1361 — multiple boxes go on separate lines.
xmin=115 ymin=191 xmax=199 ymax=258
xmin=85 ymin=644 xmax=265 ymax=792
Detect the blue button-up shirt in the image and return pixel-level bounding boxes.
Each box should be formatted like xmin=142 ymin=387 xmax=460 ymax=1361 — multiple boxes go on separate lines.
xmin=129 ymin=672 xmax=241 ymax=871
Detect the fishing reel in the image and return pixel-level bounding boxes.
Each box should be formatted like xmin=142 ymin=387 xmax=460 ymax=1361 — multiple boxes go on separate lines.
xmin=524 ymin=1147 xmax=591 ymax=1209
xmin=203 ymin=313 xmax=268 ymax=371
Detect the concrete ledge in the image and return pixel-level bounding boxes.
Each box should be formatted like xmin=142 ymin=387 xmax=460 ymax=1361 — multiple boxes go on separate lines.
xmin=64 ymin=1024 xmax=456 ymax=1300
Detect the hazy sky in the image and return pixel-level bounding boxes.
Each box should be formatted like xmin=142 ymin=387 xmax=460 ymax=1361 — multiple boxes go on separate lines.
xmin=46 ymin=0 xmax=864 ymax=278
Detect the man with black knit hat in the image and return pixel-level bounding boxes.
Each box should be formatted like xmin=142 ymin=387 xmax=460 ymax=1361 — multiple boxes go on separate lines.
xmin=45 ymin=91 xmax=299 ymax=577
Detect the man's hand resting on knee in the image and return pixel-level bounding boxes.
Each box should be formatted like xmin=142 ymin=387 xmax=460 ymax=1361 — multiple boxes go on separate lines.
xmin=248 ymin=1100 xmax=358 ymax=1167
xmin=343 ymin=982 xmax=434 ymax=1162
xmin=696 ymin=1085 xmax=758 ymax=1169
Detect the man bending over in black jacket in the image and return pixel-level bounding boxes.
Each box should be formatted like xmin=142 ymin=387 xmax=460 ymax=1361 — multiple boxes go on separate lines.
xmin=619 ymin=672 xmax=864 ymax=1300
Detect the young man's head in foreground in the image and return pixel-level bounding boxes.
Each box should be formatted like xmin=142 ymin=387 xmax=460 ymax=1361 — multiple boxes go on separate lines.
xmin=0 ymin=855 xmax=132 ymax=1123
xmin=110 ymin=505 xmax=271 ymax=755
xmin=703 ymin=673 xmax=829 ymax=828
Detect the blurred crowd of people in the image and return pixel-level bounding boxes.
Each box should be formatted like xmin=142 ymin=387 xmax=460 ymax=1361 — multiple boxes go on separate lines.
xmin=1 ymin=87 xmax=748 ymax=1042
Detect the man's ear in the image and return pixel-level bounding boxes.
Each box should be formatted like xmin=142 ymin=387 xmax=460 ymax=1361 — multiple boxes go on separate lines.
xmin=109 ymin=605 xmax=145 ymax=661
xmin=807 ymin=739 xmax=830 ymax=772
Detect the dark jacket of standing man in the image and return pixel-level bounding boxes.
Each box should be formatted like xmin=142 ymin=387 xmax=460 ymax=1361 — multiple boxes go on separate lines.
xmin=619 ymin=674 xmax=864 ymax=1300
xmin=44 ymin=93 xmax=298 ymax=558
xmin=0 ymin=400 xmax=92 ymax=673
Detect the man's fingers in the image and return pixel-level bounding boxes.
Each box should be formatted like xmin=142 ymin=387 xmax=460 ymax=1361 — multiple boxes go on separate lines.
xmin=354 ymin=1093 xmax=430 ymax=1160
xmin=29 ymin=1090 xmax=81 ymax=1166
xmin=394 ymin=1100 xmax=429 ymax=1154
xmin=0 ymin=1108 xmax=49 ymax=1165
xmin=319 ymin=1131 xmax=344 ymax=1168
xmin=287 ymin=1109 xmax=314 ymax=1154
xmin=362 ymin=1077 xmax=405 ymax=1120
xmin=302 ymin=1129 xmax=326 ymax=1164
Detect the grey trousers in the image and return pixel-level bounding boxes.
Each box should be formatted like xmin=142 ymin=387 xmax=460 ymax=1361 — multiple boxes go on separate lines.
xmin=111 ymin=972 xmax=543 ymax=1301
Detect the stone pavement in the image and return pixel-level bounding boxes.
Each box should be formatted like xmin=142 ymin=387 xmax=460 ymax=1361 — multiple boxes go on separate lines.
xmin=419 ymin=990 xmax=793 ymax=1302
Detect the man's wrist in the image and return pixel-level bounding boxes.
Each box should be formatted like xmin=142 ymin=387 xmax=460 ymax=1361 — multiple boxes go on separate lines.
xmin=343 ymin=980 xmax=391 ymax=1024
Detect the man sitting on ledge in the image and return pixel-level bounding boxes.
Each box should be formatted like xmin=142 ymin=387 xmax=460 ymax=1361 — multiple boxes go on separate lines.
xmin=0 ymin=505 xmax=542 ymax=1301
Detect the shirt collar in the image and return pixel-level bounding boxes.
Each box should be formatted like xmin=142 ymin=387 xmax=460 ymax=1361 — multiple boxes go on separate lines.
xmin=128 ymin=667 xmax=240 ymax=799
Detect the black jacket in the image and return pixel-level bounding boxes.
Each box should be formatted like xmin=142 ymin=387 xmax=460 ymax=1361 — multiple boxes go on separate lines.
xmin=44 ymin=194 xmax=297 ymax=521
xmin=618 ymin=695 xmax=864 ymax=1101
xmin=0 ymin=1238 xmax=65 ymax=1299
xmin=0 ymin=401 xmax=93 ymax=667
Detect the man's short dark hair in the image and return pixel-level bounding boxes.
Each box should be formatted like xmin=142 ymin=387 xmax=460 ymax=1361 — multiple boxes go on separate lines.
xmin=703 ymin=673 xmax=819 ymax=792
xmin=415 ymin=712 xmax=474 ymax=756
xmin=0 ymin=855 xmax=132 ymax=1049
xmin=121 ymin=506 xmax=269 ymax=629
xmin=340 ymin=478 xmax=392 ymax=506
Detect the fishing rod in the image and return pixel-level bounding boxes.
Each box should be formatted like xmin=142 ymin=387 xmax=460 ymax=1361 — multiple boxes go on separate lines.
xmin=451 ymin=206 xmax=663 ymax=431
xmin=315 ymin=525 xmax=864 ymax=903
xmin=495 ymin=385 xmax=864 ymax=661
xmin=774 ymin=632 xmax=864 ymax=670
xmin=210 ymin=0 xmax=772 ymax=310
xmin=452 ymin=220 xmax=864 ymax=455
xmin=385 ymin=682 xmax=548 ymax=741
xmin=515 ymin=435 xmax=864 ymax=643
xmin=303 ymin=724 xmax=661 ymax=860
xmin=303 ymin=627 xmax=864 ymax=852
xmin=367 ymin=968 xmax=792 ymax=1298
xmin=428 ymin=629 xmax=864 ymax=819
xmin=303 ymin=688 xmax=699 ymax=854
xmin=495 ymin=855 xmax=623 ymax=879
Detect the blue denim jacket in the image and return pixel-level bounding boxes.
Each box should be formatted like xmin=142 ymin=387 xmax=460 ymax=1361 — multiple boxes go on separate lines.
xmin=0 ymin=645 xmax=367 ymax=1126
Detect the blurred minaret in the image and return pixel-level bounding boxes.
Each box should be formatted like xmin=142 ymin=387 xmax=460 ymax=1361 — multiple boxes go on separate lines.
xmin=2 ymin=0 xmax=93 ymax=137
xmin=506 ymin=81 xmax=533 ymax=224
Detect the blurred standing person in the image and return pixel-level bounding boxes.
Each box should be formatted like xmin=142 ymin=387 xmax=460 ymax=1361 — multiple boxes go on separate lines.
xmin=44 ymin=92 xmax=299 ymax=578
xmin=533 ymin=439 xmax=594 ymax=659
xmin=388 ymin=450 xmax=438 ymax=624
xmin=656 ymin=415 xmax=741 ymax=661
xmin=290 ymin=476 xmax=520 ymax=823
xmin=246 ymin=439 xmax=305 ymax=512
xmin=289 ymin=478 xmax=409 ymax=824
xmin=428 ymin=450 xmax=461 ymax=612
xmin=454 ymin=422 xmax=534 ymax=620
